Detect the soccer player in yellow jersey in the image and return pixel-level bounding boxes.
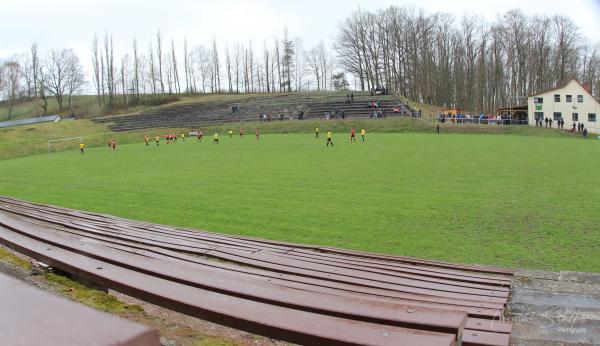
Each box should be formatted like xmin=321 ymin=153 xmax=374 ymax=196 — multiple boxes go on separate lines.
xmin=155 ymin=136 xmax=160 ymax=146
xmin=213 ymin=133 xmax=220 ymax=144
xmin=315 ymin=127 xmax=319 ymax=138
xmin=79 ymin=143 xmax=85 ymax=154
xmin=360 ymin=128 xmax=366 ymax=142
xmin=326 ymin=130 xmax=333 ymax=147
xmin=228 ymin=130 xmax=233 ymax=139
xmin=144 ymin=135 xmax=149 ymax=146
xmin=181 ymin=133 xmax=186 ymax=142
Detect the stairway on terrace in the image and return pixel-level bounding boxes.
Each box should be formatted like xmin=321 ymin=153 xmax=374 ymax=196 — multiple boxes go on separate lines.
xmin=305 ymin=93 xmax=420 ymax=119
xmin=92 ymin=93 xmax=352 ymax=132
xmin=91 ymin=92 xmax=422 ymax=132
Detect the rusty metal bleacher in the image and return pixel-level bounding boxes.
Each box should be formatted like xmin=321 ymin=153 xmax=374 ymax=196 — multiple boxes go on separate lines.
xmin=0 ymin=196 xmax=513 ymax=345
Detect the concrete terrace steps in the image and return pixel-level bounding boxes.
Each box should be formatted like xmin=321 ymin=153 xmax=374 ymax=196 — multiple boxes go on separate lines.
xmin=91 ymin=92 xmax=413 ymax=132
xmin=91 ymin=93 xmax=326 ymax=131
xmin=305 ymin=97 xmax=418 ymax=119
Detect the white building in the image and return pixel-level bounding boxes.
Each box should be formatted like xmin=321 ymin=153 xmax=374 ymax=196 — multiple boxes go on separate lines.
xmin=528 ymin=79 xmax=600 ymax=134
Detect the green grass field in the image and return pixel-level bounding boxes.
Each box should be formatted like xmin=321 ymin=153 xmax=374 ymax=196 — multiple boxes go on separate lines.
xmin=0 ymin=131 xmax=598 ymax=272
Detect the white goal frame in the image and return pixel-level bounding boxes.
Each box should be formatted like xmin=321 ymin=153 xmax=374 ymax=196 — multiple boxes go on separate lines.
xmin=47 ymin=137 xmax=84 ymax=155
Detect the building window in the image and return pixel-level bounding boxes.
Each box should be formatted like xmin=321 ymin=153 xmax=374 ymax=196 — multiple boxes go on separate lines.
xmin=566 ymin=95 xmax=572 ymax=102
xmin=554 ymin=94 xmax=561 ymax=102
xmin=534 ymin=112 xmax=544 ymax=121
xmin=534 ymin=97 xmax=543 ymax=104
xmin=573 ymin=113 xmax=579 ymax=122
xmin=578 ymin=95 xmax=584 ymax=103
xmin=589 ymin=113 xmax=597 ymax=122
xmin=553 ymin=112 xmax=562 ymax=121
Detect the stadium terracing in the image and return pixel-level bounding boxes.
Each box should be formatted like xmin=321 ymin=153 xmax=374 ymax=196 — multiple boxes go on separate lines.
xmin=0 ymin=196 xmax=513 ymax=346
xmin=92 ymin=92 xmax=421 ymax=132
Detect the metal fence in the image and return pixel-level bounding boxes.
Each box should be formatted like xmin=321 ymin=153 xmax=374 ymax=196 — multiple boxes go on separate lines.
xmin=431 ymin=117 xmax=529 ymax=126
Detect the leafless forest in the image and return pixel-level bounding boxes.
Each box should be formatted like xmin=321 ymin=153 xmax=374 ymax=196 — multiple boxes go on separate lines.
xmin=336 ymin=8 xmax=600 ymax=111
xmin=1 ymin=6 xmax=598 ymax=117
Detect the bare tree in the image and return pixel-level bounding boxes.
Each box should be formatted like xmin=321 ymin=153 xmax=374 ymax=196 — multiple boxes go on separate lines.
xmin=21 ymin=53 xmax=34 ymax=98
xmin=225 ymin=46 xmax=233 ymax=93
xmin=148 ymin=42 xmax=157 ymax=94
xmin=211 ymin=38 xmax=221 ymax=92
xmin=41 ymin=49 xmax=83 ymax=114
xmin=44 ymin=49 xmax=68 ymax=111
xmin=282 ymin=27 xmax=294 ymax=92
xmin=120 ymin=54 xmax=129 ymax=107
xmin=183 ymin=37 xmax=190 ymax=93
xmin=103 ymin=33 xmax=116 ymax=107
xmin=274 ymin=38 xmax=282 ymax=92
xmin=264 ymin=41 xmax=270 ymax=93
xmin=552 ymin=15 xmax=581 ymax=85
xmin=31 ymin=43 xmax=39 ymax=97
xmin=156 ymin=29 xmax=165 ymax=93
xmin=233 ymin=43 xmax=242 ymax=93
xmin=294 ymin=37 xmax=304 ymax=91
xmin=65 ymin=49 xmax=86 ymax=115
xmin=191 ymin=45 xmax=211 ymax=93
xmin=247 ymin=39 xmax=254 ymax=92
xmin=91 ymin=35 xmax=103 ymax=106
xmin=2 ymin=60 xmax=21 ymax=119
xmin=37 ymin=62 xmax=48 ymax=115
xmin=171 ymin=39 xmax=181 ymax=94
xmin=306 ymin=42 xmax=324 ymax=90
xmin=132 ymin=38 xmax=140 ymax=100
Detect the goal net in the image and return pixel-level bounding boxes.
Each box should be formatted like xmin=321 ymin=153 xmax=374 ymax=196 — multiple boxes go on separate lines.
xmin=47 ymin=137 xmax=84 ymax=155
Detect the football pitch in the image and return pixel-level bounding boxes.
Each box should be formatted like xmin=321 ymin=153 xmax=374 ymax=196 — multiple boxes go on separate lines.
xmin=0 ymin=132 xmax=598 ymax=272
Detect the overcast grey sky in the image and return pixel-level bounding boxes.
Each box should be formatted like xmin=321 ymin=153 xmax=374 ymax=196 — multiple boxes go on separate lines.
xmin=1 ymin=0 xmax=599 ymax=69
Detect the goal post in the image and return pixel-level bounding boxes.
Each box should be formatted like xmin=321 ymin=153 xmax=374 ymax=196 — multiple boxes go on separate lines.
xmin=48 ymin=137 xmax=84 ymax=155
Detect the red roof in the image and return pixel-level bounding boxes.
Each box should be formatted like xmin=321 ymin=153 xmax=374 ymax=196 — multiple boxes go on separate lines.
xmin=529 ymin=79 xmax=599 ymax=103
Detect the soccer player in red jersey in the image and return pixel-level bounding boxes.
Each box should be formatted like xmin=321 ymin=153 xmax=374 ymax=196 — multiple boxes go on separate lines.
xmin=240 ymin=127 xmax=244 ymax=139
xmin=256 ymin=128 xmax=260 ymax=140
xmin=350 ymin=127 xmax=356 ymax=143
